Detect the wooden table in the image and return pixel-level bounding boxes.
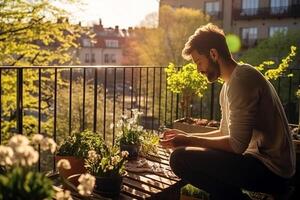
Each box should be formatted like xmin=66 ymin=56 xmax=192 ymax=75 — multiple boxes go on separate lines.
xmin=119 ymin=147 xmax=185 ymax=200
xmin=53 ymin=147 xmax=184 ymax=200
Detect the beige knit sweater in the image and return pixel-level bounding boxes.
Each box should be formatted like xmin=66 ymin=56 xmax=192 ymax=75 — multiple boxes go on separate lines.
xmin=220 ymin=64 xmax=295 ymax=178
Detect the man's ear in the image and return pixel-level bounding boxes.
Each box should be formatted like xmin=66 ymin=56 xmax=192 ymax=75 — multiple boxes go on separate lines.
xmin=209 ymin=48 xmax=219 ymax=62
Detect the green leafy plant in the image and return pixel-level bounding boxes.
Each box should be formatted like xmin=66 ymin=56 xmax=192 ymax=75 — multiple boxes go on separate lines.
xmin=165 ymin=63 xmax=208 ymax=119
xmin=57 ymin=130 xmax=105 ymax=158
xmin=140 ymin=131 xmax=160 ymax=156
xmin=84 ymin=145 xmax=128 ymax=178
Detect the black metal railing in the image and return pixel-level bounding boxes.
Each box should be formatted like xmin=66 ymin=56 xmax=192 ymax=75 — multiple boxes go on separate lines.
xmin=233 ymin=4 xmax=300 ymax=20
xmin=0 ymin=65 xmax=299 ymax=171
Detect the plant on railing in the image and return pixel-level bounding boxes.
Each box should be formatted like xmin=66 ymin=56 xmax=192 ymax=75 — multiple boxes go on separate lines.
xmin=165 ymin=63 xmax=208 ymax=119
xmin=252 ymin=46 xmax=297 ymax=80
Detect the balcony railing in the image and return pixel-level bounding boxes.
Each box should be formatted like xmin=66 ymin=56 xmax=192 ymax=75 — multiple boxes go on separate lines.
xmin=0 ymin=65 xmax=299 ymax=171
xmin=233 ymin=4 xmax=300 ymax=20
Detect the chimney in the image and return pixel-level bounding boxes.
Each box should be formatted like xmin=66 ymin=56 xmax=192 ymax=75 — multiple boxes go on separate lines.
xmin=115 ymin=25 xmax=119 ymax=33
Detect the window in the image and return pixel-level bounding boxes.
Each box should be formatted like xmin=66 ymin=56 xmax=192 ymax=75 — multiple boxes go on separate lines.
xmin=83 ymin=39 xmax=91 ymax=47
xmin=104 ymin=54 xmax=116 ymax=64
xmin=105 ymin=40 xmax=119 ymax=48
xmin=85 ymin=53 xmax=89 ymax=63
xmin=241 ymin=0 xmax=259 ymax=15
xmin=104 ymin=54 xmax=109 ymax=63
xmin=205 ymin=1 xmax=220 ymax=16
xmin=241 ymin=27 xmax=258 ymax=46
xmin=91 ymin=53 xmax=95 ymax=63
xmin=271 ymin=0 xmax=288 ymax=14
xmin=269 ymin=26 xmax=288 ymax=37
xmin=111 ymin=54 xmax=116 ymax=63
xmin=242 ymin=27 xmax=258 ymax=40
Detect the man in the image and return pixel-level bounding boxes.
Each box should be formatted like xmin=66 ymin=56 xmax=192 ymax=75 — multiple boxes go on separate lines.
xmin=160 ymin=23 xmax=295 ymax=200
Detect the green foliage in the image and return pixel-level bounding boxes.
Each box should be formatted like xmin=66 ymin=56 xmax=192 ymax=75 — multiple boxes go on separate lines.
xmin=240 ymin=30 xmax=300 ymax=66
xmin=0 ymin=167 xmax=54 ymax=200
xmin=84 ymin=145 xmax=128 ymax=178
xmin=140 ymin=131 xmax=160 ymax=156
xmin=181 ymin=184 xmax=209 ymax=199
xmin=56 ymin=130 xmax=105 ymax=158
xmin=165 ymin=63 xmax=208 ymax=118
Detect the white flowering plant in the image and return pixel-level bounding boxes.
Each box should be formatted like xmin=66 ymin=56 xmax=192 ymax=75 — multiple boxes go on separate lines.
xmin=116 ymin=109 xmax=145 ymax=146
xmin=84 ymin=145 xmax=129 ymax=178
xmin=0 ymin=134 xmax=56 ymax=200
xmin=0 ymin=134 xmax=98 ymax=200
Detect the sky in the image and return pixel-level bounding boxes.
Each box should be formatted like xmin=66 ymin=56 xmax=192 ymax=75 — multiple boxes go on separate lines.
xmin=63 ymin=0 xmax=159 ymax=28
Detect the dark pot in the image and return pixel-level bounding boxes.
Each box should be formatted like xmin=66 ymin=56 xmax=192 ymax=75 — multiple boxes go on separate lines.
xmin=95 ymin=176 xmax=123 ymax=198
xmin=120 ymin=144 xmax=139 ymax=160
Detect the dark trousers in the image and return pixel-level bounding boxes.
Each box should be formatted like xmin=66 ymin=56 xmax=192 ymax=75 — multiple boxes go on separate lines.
xmin=170 ymin=147 xmax=289 ymax=200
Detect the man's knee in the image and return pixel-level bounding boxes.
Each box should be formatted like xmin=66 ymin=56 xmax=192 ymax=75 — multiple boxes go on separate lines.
xmin=169 ymin=147 xmax=188 ymax=176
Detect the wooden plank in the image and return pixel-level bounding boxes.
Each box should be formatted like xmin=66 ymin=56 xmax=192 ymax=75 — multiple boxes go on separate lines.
xmin=121 ymin=184 xmax=150 ymax=199
xmin=119 ymin=193 xmax=137 ymax=200
xmin=143 ymin=173 xmax=177 ymax=185
xmin=123 ymin=177 xmax=162 ymax=194
xmin=125 ymin=172 xmax=171 ymax=190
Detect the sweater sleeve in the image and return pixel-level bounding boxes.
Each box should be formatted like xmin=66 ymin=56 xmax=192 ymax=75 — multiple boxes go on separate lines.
xmin=227 ymin=75 xmax=260 ymax=154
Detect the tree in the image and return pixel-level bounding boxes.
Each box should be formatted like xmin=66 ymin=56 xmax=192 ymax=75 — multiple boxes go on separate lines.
xmin=132 ymin=5 xmax=210 ymax=67
xmin=0 ymin=0 xmax=86 ymax=142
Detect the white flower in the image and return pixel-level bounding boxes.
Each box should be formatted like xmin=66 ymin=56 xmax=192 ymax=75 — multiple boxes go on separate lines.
xmin=77 ymin=173 xmax=95 ymax=196
xmin=108 ymin=165 xmax=114 ymax=170
xmin=57 ymin=159 xmax=71 ymax=170
xmin=40 ymin=138 xmax=57 ymax=153
xmin=109 ymin=123 xmax=114 ymax=129
xmin=137 ymin=126 xmax=144 ymax=132
xmin=31 ymin=134 xmax=44 ymax=145
xmin=121 ymin=151 xmax=129 ymax=158
xmin=0 ymin=145 xmax=14 ymax=166
xmin=55 ymin=190 xmax=73 ymax=200
xmin=8 ymin=135 xmax=29 ymax=148
xmin=87 ymin=150 xmax=98 ymax=162
xmin=13 ymin=145 xmax=39 ymax=166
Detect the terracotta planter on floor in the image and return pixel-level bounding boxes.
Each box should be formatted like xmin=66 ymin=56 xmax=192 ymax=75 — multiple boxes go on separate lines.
xmin=173 ymin=120 xmax=218 ymax=134
xmin=55 ymin=155 xmax=86 ymax=179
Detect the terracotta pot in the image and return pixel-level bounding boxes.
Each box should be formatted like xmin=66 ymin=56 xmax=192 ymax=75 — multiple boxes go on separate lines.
xmin=55 ymin=155 xmax=86 ymax=179
xmin=94 ymin=175 xmax=123 ymax=198
xmin=120 ymin=144 xmax=139 ymax=160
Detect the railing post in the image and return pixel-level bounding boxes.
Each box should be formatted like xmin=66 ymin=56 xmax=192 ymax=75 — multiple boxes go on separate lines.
xmin=16 ymin=68 xmax=23 ymax=134
xmin=210 ymin=83 xmax=215 ymax=120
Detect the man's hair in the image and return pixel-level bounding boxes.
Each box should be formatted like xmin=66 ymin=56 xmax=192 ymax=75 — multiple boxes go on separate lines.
xmin=182 ymin=23 xmax=232 ymax=61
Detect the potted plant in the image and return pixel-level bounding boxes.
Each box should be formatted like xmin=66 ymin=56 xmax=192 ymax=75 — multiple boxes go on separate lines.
xmin=56 ymin=130 xmax=105 ymax=179
xmin=165 ymin=63 xmax=218 ymax=133
xmin=0 ymin=134 xmax=56 ymax=200
xmin=115 ymin=109 xmax=145 ymax=160
xmin=84 ymin=145 xmax=129 ymax=198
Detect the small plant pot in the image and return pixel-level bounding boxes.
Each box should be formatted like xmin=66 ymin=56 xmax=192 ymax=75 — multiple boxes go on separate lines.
xmin=120 ymin=144 xmax=139 ymax=160
xmin=55 ymin=155 xmax=86 ymax=179
xmin=94 ymin=175 xmax=123 ymax=198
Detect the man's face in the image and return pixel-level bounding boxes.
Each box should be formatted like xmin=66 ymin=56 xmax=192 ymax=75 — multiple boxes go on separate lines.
xmin=191 ymin=50 xmax=220 ymax=82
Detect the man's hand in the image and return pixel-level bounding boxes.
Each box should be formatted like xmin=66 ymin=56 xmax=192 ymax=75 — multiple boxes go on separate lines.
xmin=159 ymin=129 xmax=189 ymax=149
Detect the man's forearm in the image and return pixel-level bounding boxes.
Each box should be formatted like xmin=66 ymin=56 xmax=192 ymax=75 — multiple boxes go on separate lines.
xmin=185 ymin=135 xmax=235 ymax=153
xmin=190 ymin=129 xmax=224 ymax=137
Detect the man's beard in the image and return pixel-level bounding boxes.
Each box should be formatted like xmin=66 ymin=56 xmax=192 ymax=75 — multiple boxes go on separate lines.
xmin=206 ymin=57 xmax=221 ymax=83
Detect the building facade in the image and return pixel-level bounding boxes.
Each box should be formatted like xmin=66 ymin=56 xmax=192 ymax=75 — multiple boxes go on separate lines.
xmin=77 ymin=20 xmax=126 ymax=66
xmin=160 ymin=0 xmax=300 ymax=48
